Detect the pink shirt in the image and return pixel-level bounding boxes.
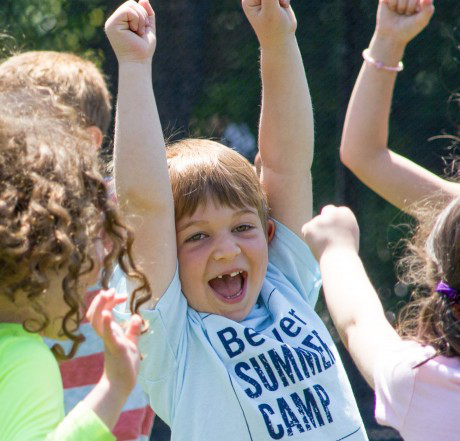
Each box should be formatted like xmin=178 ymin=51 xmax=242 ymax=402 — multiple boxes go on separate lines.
xmin=374 ymin=339 xmax=460 ymax=441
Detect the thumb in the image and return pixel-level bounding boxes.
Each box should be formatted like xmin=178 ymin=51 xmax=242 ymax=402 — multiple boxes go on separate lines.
xmin=417 ymin=0 xmax=435 ymax=26
xmin=139 ymin=0 xmax=154 ymax=16
xmin=125 ymin=314 xmax=143 ymax=344
xmin=261 ymin=0 xmax=281 ymax=13
xmin=301 ymin=216 xmax=317 ymax=239
xmin=139 ymin=0 xmax=155 ymax=28
xmin=242 ymin=0 xmax=261 ymax=7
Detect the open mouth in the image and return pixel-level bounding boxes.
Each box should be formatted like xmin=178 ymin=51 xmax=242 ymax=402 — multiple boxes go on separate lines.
xmin=208 ymin=270 xmax=247 ymax=303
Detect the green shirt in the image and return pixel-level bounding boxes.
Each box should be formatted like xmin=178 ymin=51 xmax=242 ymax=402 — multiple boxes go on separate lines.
xmin=0 ymin=323 xmax=114 ymax=441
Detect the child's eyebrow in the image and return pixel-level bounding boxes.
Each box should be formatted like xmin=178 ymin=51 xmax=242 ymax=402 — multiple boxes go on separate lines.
xmin=176 ymin=219 xmax=208 ymax=232
xmin=177 ymin=208 xmax=258 ymax=232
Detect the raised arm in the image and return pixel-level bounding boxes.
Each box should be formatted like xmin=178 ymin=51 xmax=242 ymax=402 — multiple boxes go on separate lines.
xmin=242 ymin=0 xmax=314 ymax=237
xmin=106 ymin=0 xmax=176 ymax=306
xmin=340 ymin=0 xmax=459 ymax=216
xmin=302 ymin=206 xmax=400 ymax=388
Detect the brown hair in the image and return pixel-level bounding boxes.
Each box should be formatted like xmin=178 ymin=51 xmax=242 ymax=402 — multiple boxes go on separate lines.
xmin=167 ymin=139 xmax=268 ymax=229
xmin=398 ymin=196 xmax=460 ymax=359
xmin=0 ymin=51 xmax=112 ymax=134
xmin=0 ymin=88 xmax=149 ymax=360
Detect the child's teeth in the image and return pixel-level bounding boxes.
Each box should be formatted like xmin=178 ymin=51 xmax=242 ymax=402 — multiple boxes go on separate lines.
xmin=216 ymin=271 xmax=241 ymax=279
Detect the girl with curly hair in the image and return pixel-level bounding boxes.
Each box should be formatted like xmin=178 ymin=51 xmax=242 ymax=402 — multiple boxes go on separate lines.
xmin=0 ymin=87 xmax=151 ymax=440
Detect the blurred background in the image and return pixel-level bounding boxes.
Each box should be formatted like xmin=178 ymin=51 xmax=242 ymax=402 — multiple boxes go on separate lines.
xmin=2 ymin=0 xmax=459 ymax=439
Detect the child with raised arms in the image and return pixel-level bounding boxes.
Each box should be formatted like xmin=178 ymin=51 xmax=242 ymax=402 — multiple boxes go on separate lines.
xmin=0 ymin=87 xmax=148 ymax=440
xmin=303 ymin=202 xmax=460 ymax=440
xmin=106 ymin=0 xmax=368 ymax=439
xmin=340 ymin=0 xmax=459 ymax=216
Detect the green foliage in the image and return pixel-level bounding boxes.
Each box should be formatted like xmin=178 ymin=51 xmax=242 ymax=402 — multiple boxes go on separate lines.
xmin=0 ymin=0 xmax=109 ymax=66
xmin=2 ymin=0 xmax=460 ymax=317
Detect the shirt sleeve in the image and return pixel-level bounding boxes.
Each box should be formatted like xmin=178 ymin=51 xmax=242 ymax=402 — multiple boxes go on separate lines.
xmin=268 ymin=219 xmax=322 ymax=307
xmin=46 ymin=402 xmax=114 ymax=441
xmin=111 ymin=266 xmax=188 ymax=423
xmin=373 ymin=341 xmax=431 ymax=432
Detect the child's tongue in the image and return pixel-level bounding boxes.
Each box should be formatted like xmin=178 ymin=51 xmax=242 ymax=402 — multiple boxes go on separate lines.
xmin=209 ymin=273 xmax=243 ymax=297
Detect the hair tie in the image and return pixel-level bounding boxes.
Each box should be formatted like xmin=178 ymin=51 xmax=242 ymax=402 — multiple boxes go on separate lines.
xmin=436 ymin=281 xmax=459 ymax=300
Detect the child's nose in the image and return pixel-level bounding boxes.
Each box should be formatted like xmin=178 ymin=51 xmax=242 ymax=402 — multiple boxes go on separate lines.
xmin=213 ymin=237 xmax=241 ymax=260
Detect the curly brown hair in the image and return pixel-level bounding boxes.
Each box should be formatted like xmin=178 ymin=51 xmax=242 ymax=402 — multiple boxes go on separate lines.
xmin=0 ymin=87 xmax=150 ymax=360
xmin=398 ymin=195 xmax=460 ymax=359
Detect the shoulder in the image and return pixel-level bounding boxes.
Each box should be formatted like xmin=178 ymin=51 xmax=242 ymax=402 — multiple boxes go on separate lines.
xmin=0 ymin=327 xmax=61 ymax=396
xmin=1 ymin=326 xmax=55 ymax=368
xmin=0 ymin=327 xmax=64 ymax=438
xmin=268 ymin=219 xmax=321 ymax=307
xmin=374 ymin=340 xmax=434 ymax=426
xmin=269 ymin=219 xmax=318 ymax=270
xmin=374 ymin=340 xmax=432 ymax=383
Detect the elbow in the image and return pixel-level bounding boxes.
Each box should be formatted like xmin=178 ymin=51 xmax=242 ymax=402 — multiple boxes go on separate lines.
xmin=337 ymin=322 xmax=354 ymax=351
xmin=339 ymin=140 xmax=366 ymax=177
xmin=339 ymin=142 xmax=355 ymax=172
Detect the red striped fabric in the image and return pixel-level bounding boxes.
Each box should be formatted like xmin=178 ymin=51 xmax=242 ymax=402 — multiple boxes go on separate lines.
xmin=113 ymin=407 xmax=155 ymax=440
xmin=61 ymin=352 xmax=104 ymax=388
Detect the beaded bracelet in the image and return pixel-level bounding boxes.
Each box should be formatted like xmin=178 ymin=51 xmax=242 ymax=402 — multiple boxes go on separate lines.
xmin=362 ymin=48 xmax=404 ymax=72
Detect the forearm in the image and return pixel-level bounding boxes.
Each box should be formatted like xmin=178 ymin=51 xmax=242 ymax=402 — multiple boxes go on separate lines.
xmin=340 ymin=32 xmax=460 ymax=212
xmin=259 ymin=37 xmax=314 ymax=231
xmin=82 ymin=375 xmax=128 ymax=431
xmin=320 ymin=245 xmax=400 ymax=387
xmin=320 ymin=246 xmax=387 ymax=347
xmin=259 ymin=37 xmax=314 ymax=174
xmin=114 ymin=62 xmax=172 ymax=213
xmin=340 ymin=33 xmax=405 ymax=169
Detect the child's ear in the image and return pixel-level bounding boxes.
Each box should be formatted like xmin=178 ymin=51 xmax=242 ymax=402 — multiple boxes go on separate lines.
xmin=266 ymin=219 xmax=275 ymax=243
xmin=86 ymin=126 xmax=103 ymax=149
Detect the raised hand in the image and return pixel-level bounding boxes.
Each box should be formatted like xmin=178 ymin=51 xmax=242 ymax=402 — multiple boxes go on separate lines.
xmin=302 ymin=206 xmax=360 ymax=262
xmin=105 ymin=0 xmax=156 ymax=64
xmin=376 ymin=0 xmax=435 ymax=45
xmin=241 ymin=0 xmax=297 ymax=49
xmin=87 ymin=289 xmax=142 ymax=397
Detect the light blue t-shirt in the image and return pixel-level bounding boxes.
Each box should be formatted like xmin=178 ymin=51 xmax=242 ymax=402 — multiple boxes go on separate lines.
xmin=114 ymin=220 xmax=368 ymax=441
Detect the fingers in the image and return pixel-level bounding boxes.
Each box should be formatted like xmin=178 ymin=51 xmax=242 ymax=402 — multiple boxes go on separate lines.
xmin=406 ymin=0 xmax=418 ymax=14
xmin=125 ymin=0 xmax=150 ymax=35
xmin=101 ymin=309 xmax=116 ymax=346
xmin=396 ymin=0 xmax=409 ymax=14
xmin=138 ymin=0 xmax=156 ymax=30
xmin=384 ymin=0 xmax=398 ymax=12
xmin=87 ymin=289 xmax=127 ymax=327
xmin=101 ymin=312 xmax=142 ymax=354
xmin=384 ymin=0 xmax=434 ymax=16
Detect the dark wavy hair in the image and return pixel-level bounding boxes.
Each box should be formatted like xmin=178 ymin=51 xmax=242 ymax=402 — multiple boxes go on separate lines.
xmin=0 ymin=87 xmax=151 ymax=360
xmin=398 ymin=196 xmax=460 ymax=360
